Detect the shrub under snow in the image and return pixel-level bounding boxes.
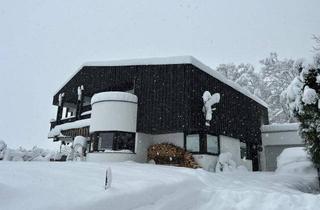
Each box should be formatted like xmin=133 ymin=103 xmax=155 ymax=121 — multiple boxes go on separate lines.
xmin=0 ymin=140 xmax=55 ymax=161
xmin=0 ymin=140 xmax=7 ymax=160
xmin=215 ymin=152 xmax=248 ymax=172
xmin=276 ymin=147 xmax=317 ymax=176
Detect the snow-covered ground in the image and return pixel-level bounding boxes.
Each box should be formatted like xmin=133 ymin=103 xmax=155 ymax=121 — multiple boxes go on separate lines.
xmin=0 ymin=161 xmax=319 ymax=210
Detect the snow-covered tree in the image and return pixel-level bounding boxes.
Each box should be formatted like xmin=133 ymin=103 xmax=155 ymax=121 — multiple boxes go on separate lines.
xmin=0 ymin=140 xmax=7 ymax=160
xmin=282 ymin=54 xmax=320 ymax=168
xmin=260 ymin=53 xmax=299 ymax=123
xmin=215 ymin=56 xmax=300 ymax=123
xmin=313 ymin=35 xmax=320 ymax=52
xmin=216 ymin=63 xmax=261 ymax=96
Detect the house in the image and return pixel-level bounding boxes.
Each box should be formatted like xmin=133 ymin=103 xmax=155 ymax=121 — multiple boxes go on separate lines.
xmin=260 ymin=123 xmax=304 ymax=171
xmin=48 ymin=56 xmax=269 ymax=171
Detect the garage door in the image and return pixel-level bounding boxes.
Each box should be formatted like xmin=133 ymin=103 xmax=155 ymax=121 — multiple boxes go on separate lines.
xmin=265 ymin=144 xmax=302 ymax=171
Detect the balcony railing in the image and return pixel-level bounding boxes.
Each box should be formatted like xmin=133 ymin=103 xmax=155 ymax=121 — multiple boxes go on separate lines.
xmin=50 ymin=113 xmax=91 ymax=130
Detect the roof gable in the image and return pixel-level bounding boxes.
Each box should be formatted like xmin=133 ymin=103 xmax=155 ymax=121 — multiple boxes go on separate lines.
xmin=55 ymin=56 xmax=268 ymax=108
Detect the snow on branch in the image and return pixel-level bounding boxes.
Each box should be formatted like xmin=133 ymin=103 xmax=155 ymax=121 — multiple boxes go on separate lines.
xmin=77 ymin=85 xmax=84 ymax=101
xmin=202 ymin=91 xmax=220 ymax=126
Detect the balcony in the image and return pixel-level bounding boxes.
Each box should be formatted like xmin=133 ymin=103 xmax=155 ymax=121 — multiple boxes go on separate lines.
xmin=49 ymin=104 xmax=92 ymax=141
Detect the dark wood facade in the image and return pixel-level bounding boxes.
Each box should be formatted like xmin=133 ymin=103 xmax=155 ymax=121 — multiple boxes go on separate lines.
xmin=52 ymin=63 xmax=268 ymax=165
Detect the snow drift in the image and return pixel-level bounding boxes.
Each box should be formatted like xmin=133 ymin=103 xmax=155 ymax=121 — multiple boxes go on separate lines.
xmin=276 ymin=147 xmax=317 ymax=176
xmin=0 ymin=161 xmax=319 ymax=210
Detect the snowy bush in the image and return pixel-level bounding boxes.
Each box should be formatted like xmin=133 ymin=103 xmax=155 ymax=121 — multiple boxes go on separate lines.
xmin=202 ymin=91 xmax=220 ymax=126
xmin=215 ymin=152 xmax=248 ymax=172
xmin=0 ymin=140 xmax=7 ymax=160
xmin=282 ymin=55 xmax=320 ymax=168
xmin=215 ymin=152 xmax=237 ymax=172
xmin=276 ymin=147 xmax=317 ymax=176
xmin=73 ymin=136 xmax=87 ymax=161
xmin=0 ymin=140 xmax=55 ymax=161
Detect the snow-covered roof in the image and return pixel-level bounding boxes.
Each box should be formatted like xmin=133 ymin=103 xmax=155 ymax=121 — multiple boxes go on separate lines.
xmin=261 ymin=123 xmax=300 ymax=133
xmin=56 ymin=56 xmax=268 ymax=108
xmin=48 ymin=119 xmax=90 ymax=138
xmin=91 ymin=91 xmax=138 ymax=105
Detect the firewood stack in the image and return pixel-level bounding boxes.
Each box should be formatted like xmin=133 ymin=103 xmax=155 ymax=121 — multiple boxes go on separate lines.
xmin=147 ymin=143 xmax=200 ymax=169
xmin=182 ymin=152 xmax=200 ymax=169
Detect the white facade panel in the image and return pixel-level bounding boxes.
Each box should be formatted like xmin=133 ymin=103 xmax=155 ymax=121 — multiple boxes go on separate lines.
xmin=151 ymin=133 xmax=184 ymax=148
xmin=219 ymin=135 xmax=241 ymax=165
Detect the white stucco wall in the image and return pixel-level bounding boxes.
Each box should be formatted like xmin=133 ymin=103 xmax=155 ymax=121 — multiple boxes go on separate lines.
xmin=219 ymin=135 xmax=241 ymax=165
xmin=135 ymin=133 xmax=153 ymax=162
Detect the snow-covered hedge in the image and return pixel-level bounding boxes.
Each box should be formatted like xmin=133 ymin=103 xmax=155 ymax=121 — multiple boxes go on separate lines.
xmin=0 ymin=140 xmax=56 ymax=161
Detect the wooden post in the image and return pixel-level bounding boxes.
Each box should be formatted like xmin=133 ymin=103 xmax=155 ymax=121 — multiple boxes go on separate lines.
xmin=105 ymin=167 xmax=112 ymax=190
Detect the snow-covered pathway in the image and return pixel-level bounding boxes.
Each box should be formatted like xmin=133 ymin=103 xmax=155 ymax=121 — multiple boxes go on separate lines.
xmin=0 ymin=161 xmax=319 ymax=210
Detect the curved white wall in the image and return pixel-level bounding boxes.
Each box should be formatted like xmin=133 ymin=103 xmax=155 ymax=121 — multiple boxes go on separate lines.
xmin=89 ymin=92 xmax=138 ymax=133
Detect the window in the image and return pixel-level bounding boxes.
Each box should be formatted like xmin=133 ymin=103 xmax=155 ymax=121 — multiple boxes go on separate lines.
xmin=240 ymin=142 xmax=247 ymax=159
xmin=96 ymin=131 xmax=135 ymax=152
xmin=207 ymin=135 xmax=218 ymax=154
xmin=185 ymin=134 xmax=219 ymax=155
xmin=114 ymin=132 xmax=136 ymax=151
xmin=186 ymin=134 xmax=200 ymax=152
xmin=98 ymin=133 xmax=114 ymax=150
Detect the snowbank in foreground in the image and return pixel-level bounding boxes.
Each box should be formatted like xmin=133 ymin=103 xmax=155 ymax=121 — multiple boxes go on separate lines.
xmin=276 ymin=147 xmax=317 ymax=176
xmin=0 ymin=162 xmax=319 ymax=210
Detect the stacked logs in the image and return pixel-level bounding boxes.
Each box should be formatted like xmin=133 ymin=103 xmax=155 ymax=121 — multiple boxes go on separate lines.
xmin=147 ymin=143 xmax=200 ymax=169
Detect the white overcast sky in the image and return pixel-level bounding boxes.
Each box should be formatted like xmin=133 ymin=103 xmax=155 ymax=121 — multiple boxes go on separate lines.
xmin=1 ymin=0 xmax=320 ymax=149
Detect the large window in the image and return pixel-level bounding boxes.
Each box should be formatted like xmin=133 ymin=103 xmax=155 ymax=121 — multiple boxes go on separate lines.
xmin=207 ymin=135 xmax=219 ymax=154
xmin=186 ymin=134 xmax=200 ymax=152
xmin=185 ymin=134 xmax=219 ymax=155
xmin=97 ymin=131 xmax=135 ymax=152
